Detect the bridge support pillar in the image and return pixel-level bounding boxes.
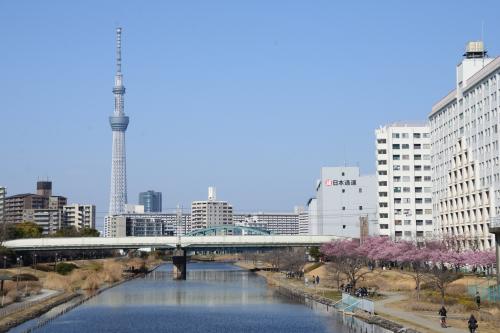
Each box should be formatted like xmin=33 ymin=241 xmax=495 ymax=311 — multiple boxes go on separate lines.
xmin=172 ymin=247 xmax=187 ymax=280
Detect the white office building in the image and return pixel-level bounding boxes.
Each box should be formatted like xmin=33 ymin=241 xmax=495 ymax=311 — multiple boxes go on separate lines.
xmin=429 ymin=41 xmax=499 ymax=250
xmin=63 ymin=204 xmax=96 ymax=230
xmin=376 ymin=123 xmax=434 ymax=241
xmin=312 ymin=166 xmax=377 ymax=238
xmin=191 ymin=187 xmax=233 ymax=231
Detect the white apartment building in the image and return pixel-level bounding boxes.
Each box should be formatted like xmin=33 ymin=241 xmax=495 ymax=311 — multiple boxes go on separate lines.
xmin=376 ymin=124 xmax=434 ymax=241
xmin=429 ymin=41 xmax=499 ymax=250
xmin=63 ymin=204 xmax=96 ymax=230
xmin=0 ymin=187 xmax=5 ymax=224
xmin=104 ymin=212 xmax=191 ymax=237
xmin=298 ymin=211 xmax=309 ymax=235
xmin=307 ymin=197 xmax=319 ymax=234
xmin=233 ymin=212 xmax=300 ymax=235
xmin=312 ymin=166 xmax=377 ymax=238
xmin=191 ymin=187 xmax=233 ymax=231
xmin=23 ymin=209 xmax=63 ymax=235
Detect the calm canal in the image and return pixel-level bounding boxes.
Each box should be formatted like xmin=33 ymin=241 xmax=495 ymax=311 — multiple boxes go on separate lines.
xmin=12 ymin=263 xmax=348 ymax=333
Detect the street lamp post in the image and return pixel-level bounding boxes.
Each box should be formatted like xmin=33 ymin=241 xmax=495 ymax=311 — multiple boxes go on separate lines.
xmin=33 ymin=253 xmax=38 ymax=275
xmin=16 ymin=256 xmax=22 ymax=290
xmin=54 ymin=252 xmax=58 ymax=272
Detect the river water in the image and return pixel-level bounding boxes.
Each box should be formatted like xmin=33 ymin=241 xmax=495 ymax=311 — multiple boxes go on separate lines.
xmin=12 ymin=263 xmax=349 ymax=333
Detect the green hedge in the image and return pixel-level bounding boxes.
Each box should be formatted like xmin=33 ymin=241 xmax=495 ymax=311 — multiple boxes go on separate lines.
xmin=55 ymin=262 xmax=78 ymax=275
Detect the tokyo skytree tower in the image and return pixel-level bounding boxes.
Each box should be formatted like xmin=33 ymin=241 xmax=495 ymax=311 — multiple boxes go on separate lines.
xmin=108 ymin=27 xmax=129 ymax=215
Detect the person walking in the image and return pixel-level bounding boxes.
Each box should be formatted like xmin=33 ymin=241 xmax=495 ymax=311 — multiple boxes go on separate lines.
xmin=312 ymin=275 xmax=315 ymax=285
xmin=475 ymin=292 xmax=481 ymax=309
xmin=316 ymin=275 xmax=320 ymax=285
xmin=438 ymin=306 xmax=447 ymax=328
xmin=304 ymin=276 xmax=309 ymax=286
xmin=468 ymin=314 xmax=478 ymax=333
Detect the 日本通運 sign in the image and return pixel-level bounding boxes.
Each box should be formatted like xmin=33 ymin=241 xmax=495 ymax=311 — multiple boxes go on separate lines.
xmin=325 ymin=179 xmax=357 ymax=186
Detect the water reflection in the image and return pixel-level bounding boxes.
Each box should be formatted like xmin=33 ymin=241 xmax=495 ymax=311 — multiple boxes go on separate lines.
xmin=11 ymin=263 xmax=347 ymax=333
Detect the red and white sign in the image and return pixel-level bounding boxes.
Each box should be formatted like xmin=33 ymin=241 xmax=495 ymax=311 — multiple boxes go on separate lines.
xmin=325 ymin=179 xmax=357 ymax=186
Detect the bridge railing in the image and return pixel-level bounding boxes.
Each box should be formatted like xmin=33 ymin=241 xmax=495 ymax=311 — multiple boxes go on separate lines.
xmin=0 ymin=291 xmax=63 ymax=318
xmin=340 ymin=292 xmax=374 ymax=314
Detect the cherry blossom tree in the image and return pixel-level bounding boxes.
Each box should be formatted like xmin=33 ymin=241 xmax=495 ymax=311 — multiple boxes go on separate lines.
xmin=462 ymin=249 xmax=496 ymax=274
xmin=321 ymin=239 xmax=369 ymax=292
xmin=425 ymin=240 xmax=463 ymax=305
xmin=394 ymin=241 xmax=431 ymax=301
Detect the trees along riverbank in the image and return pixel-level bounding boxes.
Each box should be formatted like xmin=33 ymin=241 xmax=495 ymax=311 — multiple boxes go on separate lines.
xmin=320 ymin=238 xmax=499 ymax=333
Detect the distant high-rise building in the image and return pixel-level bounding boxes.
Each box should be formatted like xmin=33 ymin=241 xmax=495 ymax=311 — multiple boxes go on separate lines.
xmin=307 ymin=197 xmax=318 ymax=235
xmin=233 ymin=212 xmax=300 ymax=235
xmin=23 ymin=208 xmax=63 ymax=235
xmin=375 ymin=123 xmax=434 ymax=241
xmin=37 ymin=181 xmax=52 ymax=197
xmin=4 ymin=194 xmax=48 ymax=224
xmin=108 ymin=27 xmax=129 ymax=216
xmin=191 ymin=187 xmax=233 ymax=231
xmin=4 ymin=181 xmax=67 ymax=234
xmin=0 ymin=186 xmax=5 ymax=226
xmin=139 ymin=190 xmax=162 ymax=212
xmin=104 ymin=212 xmax=191 ymax=237
xmin=63 ymin=204 xmax=96 ymax=230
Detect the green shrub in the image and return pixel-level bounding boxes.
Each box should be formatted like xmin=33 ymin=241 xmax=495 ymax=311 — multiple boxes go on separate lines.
xmin=55 ymin=262 xmax=78 ymax=275
xmin=457 ymin=298 xmax=476 ymax=311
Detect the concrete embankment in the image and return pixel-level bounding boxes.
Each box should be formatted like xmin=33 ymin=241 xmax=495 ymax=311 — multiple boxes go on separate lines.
xmin=235 ymin=262 xmax=420 ymax=333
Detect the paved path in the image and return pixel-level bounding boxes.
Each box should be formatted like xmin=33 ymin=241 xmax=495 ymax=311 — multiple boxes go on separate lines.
xmin=0 ymin=289 xmax=59 ymax=317
xmin=375 ymin=292 xmax=466 ymax=333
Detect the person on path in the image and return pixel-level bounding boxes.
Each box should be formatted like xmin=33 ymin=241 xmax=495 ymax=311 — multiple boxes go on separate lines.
xmin=468 ymin=314 xmax=478 ymax=333
xmin=316 ymin=275 xmax=320 ymax=285
xmin=475 ymin=292 xmax=481 ymax=309
xmin=312 ymin=275 xmax=315 ymax=285
xmin=304 ymin=276 xmax=309 ymax=286
xmin=438 ymin=306 xmax=447 ymax=328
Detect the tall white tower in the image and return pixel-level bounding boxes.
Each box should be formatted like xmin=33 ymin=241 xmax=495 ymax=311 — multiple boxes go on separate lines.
xmin=108 ymin=27 xmax=129 ymax=215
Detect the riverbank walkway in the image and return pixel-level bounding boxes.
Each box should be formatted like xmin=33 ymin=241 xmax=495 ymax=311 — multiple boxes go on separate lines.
xmin=375 ymin=292 xmax=466 ymax=333
xmin=0 ymin=289 xmax=59 ymax=318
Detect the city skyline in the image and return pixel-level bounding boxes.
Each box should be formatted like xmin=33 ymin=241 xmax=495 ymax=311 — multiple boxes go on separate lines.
xmin=2 ymin=1 xmax=500 ymax=225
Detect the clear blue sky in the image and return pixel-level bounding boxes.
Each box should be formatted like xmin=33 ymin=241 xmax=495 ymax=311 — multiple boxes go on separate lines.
xmin=1 ymin=1 xmax=499 ymax=225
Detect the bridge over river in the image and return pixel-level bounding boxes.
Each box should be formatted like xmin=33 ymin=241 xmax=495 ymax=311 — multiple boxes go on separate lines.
xmin=3 ymin=234 xmax=341 ymax=280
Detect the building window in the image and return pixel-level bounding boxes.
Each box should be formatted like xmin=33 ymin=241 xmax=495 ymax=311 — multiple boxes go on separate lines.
xmin=359 ymin=206 xmax=363 ymax=210
xmin=380 ymin=224 xmax=389 ymax=229
xmin=342 ymin=172 xmax=345 ymax=176
xmin=359 ymin=188 xmax=362 ymax=193
xmin=342 ymin=206 xmax=345 ymax=210
xmin=342 ymin=189 xmax=345 ymax=193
